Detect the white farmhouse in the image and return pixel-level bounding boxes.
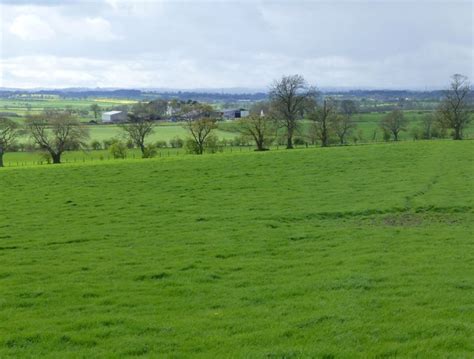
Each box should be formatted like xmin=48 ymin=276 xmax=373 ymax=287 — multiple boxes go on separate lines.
xmin=102 ymin=111 xmax=127 ymax=123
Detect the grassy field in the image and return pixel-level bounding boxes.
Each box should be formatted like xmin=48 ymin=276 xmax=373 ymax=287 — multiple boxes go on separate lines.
xmin=0 ymin=140 xmax=472 ymax=357
xmin=83 ymin=124 xmax=238 ymax=143
xmin=0 ymin=97 xmax=137 ymax=120
xmin=3 ymin=96 xmax=473 ymax=146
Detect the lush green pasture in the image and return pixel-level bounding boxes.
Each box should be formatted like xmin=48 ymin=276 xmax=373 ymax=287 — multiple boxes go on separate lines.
xmin=86 ymin=124 xmax=238 ymax=143
xmin=0 ymin=141 xmax=473 ymax=357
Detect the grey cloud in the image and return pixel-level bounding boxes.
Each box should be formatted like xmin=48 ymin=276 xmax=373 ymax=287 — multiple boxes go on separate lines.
xmin=0 ymin=0 xmax=472 ymax=89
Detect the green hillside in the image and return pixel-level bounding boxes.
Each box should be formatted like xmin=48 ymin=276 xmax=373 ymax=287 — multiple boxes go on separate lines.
xmin=0 ymin=141 xmax=473 ymax=357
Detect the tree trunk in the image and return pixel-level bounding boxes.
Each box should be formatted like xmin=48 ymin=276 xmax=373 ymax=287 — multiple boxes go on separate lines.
xmin=393 ymin=131 xmax=399 ymax=141
xmin=321 ymin=130 xmax=328 ymax=147
xmin=286 ymin=135 xmax=293 ymax=149
xmin=0 ymin=152 xmax=4 ymax=168
xmin=52 ymin=152 xmax=61 ymax=164
xmin=453 ymin=126 xmax=462 ymax=140
xmin=140 ymin=143 xmax=146 ymax=157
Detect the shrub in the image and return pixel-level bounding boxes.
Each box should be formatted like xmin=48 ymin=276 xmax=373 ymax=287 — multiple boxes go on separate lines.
xmin=185 ymin=135 xmax=222 ymax=154
xmin=143 ymin=144 xmax=157 ymax=158
xmin=169 ymin=136 xmax=184 ymax=148
xmin=231 ymin=135 xmax=249 ymax=146
xmin=431 ymin=125 xmax=448 ymax=139
xmin=40 ymin=152 xmax=52 ymax=164
xmin=185 ymin=138 xmax=200 ymax=154
xmin=109 ymin=142 xmax=127 ymax=159
xmin=293 ymin=137 xmax=306 ymax=146
xmin=411 ymin=127 xmax=422 ymax=140
xmin=102 ymin=139 xmax=114 ymax=150
xmin=204 ymin=134 xmax=222 ymax=154
xmin=90 ymin=140 xmax=102 ymax=150
xmin=155 ymin=140 xmax=168 ymax=148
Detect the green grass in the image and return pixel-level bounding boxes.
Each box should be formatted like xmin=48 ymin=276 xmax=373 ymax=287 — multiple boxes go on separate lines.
xmin=86 ymin=124 xmax=238 ymax=142
xmin=0 ymin=141 xmax=473 ymax=357
xmin=0 ymin=97 xmax=137 ymax=120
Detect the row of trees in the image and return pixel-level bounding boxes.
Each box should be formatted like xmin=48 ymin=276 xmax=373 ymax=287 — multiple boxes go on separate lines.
xmin=266 ymin=73 xmax=471 ymax=149
xmin=0 ymin=74 xmax=471 ymax=166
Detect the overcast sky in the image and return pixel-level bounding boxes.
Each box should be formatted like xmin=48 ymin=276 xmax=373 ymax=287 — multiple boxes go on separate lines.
xmin=0 ymin=0 xmax=472 ymax=90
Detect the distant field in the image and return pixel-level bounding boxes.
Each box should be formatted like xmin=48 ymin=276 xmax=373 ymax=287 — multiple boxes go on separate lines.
xmin=85 ymin=124 xmax=238 ymax=142
xmin=2 ymin=97 xmax=474 ymax=143
xmin=0 ymin=141 xmax=472 ymax=357
xmin=0 ymin=97 xmax=138 ymax=120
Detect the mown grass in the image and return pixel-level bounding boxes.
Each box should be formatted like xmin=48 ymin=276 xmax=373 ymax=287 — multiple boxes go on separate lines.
xmin=0 ymin=141 xmax=473 ymax=357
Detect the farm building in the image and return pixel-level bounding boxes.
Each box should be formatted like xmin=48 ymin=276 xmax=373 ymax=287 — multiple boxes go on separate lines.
xmin=221 ymin=108 xmax=249 ymax=120
xmin=102 ymin=111 xmax=127 ymax=123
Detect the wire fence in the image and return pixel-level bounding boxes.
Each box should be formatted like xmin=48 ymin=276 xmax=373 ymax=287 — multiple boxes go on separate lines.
xmin=2 ymin=138 xmax=472 ymax=168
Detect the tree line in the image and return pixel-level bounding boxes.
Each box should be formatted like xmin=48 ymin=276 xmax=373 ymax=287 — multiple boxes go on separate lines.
xmin=0 ymin=74 xmax=471 ymax=166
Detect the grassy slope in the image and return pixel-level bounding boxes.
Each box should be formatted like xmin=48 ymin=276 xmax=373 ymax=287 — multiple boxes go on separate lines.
xmin=0 ymin=141 xmax=473 ymax=357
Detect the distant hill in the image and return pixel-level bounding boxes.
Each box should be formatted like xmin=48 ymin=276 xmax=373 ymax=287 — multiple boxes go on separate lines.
xmin=0 ymin=87 xmax=454 ymax=103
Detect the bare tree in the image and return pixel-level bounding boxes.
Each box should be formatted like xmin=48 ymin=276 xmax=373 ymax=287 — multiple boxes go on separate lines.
xmin=417 ymin=112 xmax=446 ymax=139
xmin=309 ymin=98 xmax=337 ymax=147
xmin=437 ymin=74 xmax=471 ymax=140
xmin=379 ymin=109 xmax=408 ymax=141
xmin=184 ymin=118 xmax=217 ymax=154
xmin=120 ymin=113 xmax=154 ymax=157
xmin=331 ymin=114 xmax=356 ymax=145
xmin=237 ymin=113 xmax=275 ymax=151
xmin=331 ymin=100 xmax=358 ymax=145
xmin=26 ymin=112 xmax=89 ymax=164
xmin=269 ymin=74 xmax=316 ymax=149
xmin=181 ymin=103 xmax=217 ymax=155
xmin=0 ymin=118 xmax=20 ymax=167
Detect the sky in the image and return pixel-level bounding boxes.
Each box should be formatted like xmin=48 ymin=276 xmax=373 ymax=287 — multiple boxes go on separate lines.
xmin=0 ymin=0 xmax=472 ymax=90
